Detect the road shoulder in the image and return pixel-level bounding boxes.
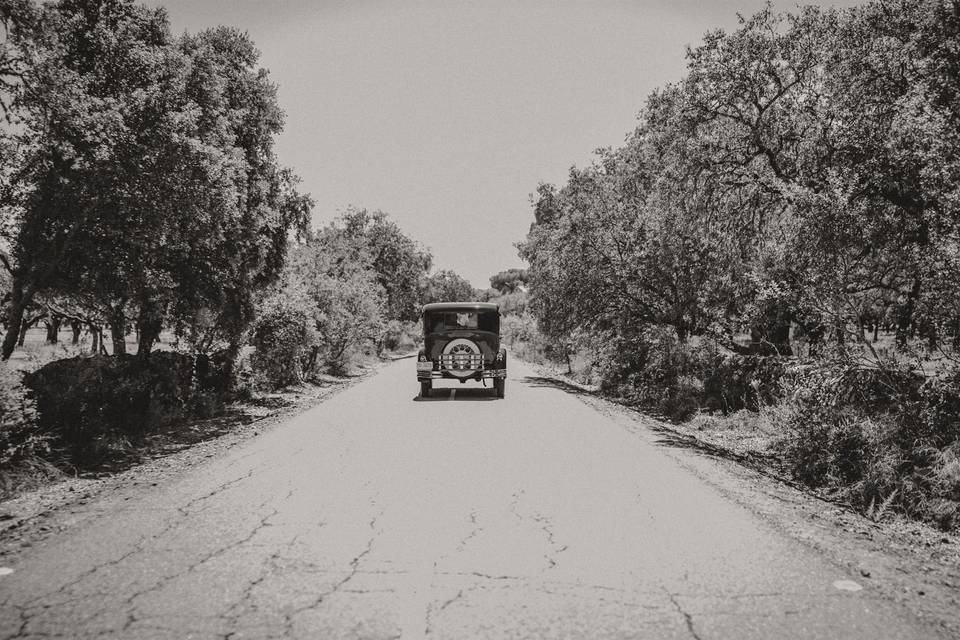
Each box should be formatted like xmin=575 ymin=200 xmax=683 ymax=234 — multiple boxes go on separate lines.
xmin=0 ymin=365 xmax=379 ymax=563
xmin=522 ymin=361 xmax=960 ymax=638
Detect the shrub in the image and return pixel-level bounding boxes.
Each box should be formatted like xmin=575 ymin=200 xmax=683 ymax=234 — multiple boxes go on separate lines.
xmin=251 ymin=294 xmax=316 ymax=388
xmin=777 ymin=362 xmax=960 ymax=530
xmin=500 ymin=313 xmax=549 ymax=363
xmin=22 ymin=352 xmax=232 ymax=465
xmin=702 ymin=355 xmax=786 ymax=413
xmin=24 ymin=354 xmax=207 ymax=464
xmin=489 ymin=291 xmax=528 ymax=315
xmin=379 ymin=320 xmax=420 ymax=354
xmin=593 ymin=326 xmax=711 ymax=421
xmin=311 ymin=275 xmax=384 ymax=375
xmin=0 ymin=364 xmax=46 ymax=466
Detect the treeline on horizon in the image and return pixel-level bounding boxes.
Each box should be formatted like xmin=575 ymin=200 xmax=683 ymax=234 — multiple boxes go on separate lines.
xmin=517 ymin=0 xmax=960 ymax=529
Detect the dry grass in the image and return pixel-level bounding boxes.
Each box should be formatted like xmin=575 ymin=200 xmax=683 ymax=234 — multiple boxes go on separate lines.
xmin=684 ymin=405 xmax=787 ymax=460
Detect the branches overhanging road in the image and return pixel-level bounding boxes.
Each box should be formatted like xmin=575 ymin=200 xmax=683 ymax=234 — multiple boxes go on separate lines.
xmin=0 ymin=360 xmax=951 ymax=639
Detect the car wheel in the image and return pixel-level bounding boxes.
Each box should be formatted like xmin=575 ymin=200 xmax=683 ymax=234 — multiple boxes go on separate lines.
xmin=494 ymin=378 xmax=505 ymax=399
xmin=420 ymin=380 xmax=431 ymax=398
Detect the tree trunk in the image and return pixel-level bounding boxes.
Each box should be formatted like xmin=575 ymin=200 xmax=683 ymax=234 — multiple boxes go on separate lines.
xmin=136 ymin=299 xmax=163 ymax=360
xmin=44 ymin=315 xmax=61 ymax=344
xmin=897 ymin=276 xmax=922 ymax=348
xmin=71 ymin=320 xmax=82 ymax=345
xmin=110 ymin=306 xmax=127 ymax=356
xmin=1 ymin=279 xmax=29 ymax=360
xmin=221 ymin=338 xmax=242 ymax=392
xmin=90 ymin=324 xmax=100 ymax=354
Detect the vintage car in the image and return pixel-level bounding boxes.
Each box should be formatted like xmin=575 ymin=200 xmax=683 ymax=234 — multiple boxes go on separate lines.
xmin=416 ymin=302 xmax=507 ymax=398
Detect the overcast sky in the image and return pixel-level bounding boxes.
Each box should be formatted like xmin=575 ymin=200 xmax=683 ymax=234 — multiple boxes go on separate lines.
xmin=149 ymin=0 xmax=863 ymax=288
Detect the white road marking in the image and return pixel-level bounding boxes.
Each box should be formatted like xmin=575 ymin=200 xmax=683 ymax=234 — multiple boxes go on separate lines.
xmin=833 ymin=580 xmax=863 ymax=592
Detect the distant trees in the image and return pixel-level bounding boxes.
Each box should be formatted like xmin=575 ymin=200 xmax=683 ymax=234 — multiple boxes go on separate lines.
xmin=336 ymin=207 xmax=432 ymax=322
xmin=521 ymin=0 xmax=960 ymax=365
xmin=423 ymin=270 xmax=477 ymax=304
xmin=489 ymin=268 xmax=528 ymax=295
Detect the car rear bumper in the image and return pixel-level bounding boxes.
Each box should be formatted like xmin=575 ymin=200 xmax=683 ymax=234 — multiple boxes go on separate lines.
xmin=417 ymin=368 xmax=506 ymax=380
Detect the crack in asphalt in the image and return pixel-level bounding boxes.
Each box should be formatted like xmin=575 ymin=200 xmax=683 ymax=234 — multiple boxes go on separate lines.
xmin=1 ymin=602 xmax=29 ymax=640
xmin=177 ymin=470 xmax=257 ymax=517
xmin=10 ymin=467 xmax=264 ymax=628
xmin=455 ymin=510 xmax=481 ymax=553
xmin=423 ymin=587 xmax=465 ymax=637
xmin=508 ymin=490 xmax=568 ymax=572
xmin=531 ymin=510 xmax=568 ymax=570
xmin=218 ymin=528 xmax=303 ymax=637
xmin=119 ymin=499 xmax=282 ymax=633
xmin=664 ymin=589 xmax=703 ymax=640
xmin=281 ymin=508 xmax=385 ymax=636
xmin=6 ymin=487 xmax=282 ymax=639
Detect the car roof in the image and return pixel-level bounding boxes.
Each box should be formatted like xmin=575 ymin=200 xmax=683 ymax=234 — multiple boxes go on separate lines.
xmin=421 ymin=302 xmax=500 ymax=314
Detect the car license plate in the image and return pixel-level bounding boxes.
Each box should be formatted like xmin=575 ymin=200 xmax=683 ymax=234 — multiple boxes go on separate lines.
xmin=416 ymin=362 xmax=433 ymax=372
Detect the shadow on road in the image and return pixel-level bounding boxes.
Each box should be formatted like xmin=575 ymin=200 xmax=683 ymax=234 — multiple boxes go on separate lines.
xmin=412 ymin=387 xmax=498 ymax=402
xmin=520 ymin=375 xmax=591 ymax=395
xmin=646 ymin=423 xmax=777 ymax=466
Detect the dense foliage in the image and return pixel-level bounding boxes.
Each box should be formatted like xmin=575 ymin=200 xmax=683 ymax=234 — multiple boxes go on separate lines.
xmin=0 ymin=364 xmax=43 ymax=466
xmin=522 ymin=0 xmax=960 ymax=359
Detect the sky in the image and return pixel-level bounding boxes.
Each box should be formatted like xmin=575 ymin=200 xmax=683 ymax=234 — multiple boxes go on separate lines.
xmin=148 ymin=0 xmax=864 ymax=288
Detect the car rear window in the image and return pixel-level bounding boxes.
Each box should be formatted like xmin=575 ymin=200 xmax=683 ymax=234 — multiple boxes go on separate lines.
xmin=426 ymin=311 xmax=499 ymax=333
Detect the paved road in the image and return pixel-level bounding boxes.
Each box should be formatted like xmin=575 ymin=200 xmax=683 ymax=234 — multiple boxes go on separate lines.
xmin=0 ymin=359 xmax=945 ymax=639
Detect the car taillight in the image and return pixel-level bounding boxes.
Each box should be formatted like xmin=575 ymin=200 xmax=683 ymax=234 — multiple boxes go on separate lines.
xmin=419 ymin=353 xmax=428 ymax=362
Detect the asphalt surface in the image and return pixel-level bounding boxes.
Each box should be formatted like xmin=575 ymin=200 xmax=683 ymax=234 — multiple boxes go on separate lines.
xmin=0 ymin=359 xmax=947 ymax=639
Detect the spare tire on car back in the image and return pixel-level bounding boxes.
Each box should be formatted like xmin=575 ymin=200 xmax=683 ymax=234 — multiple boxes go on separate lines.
xmin=442 ymin=338 xmax=481 ymax=378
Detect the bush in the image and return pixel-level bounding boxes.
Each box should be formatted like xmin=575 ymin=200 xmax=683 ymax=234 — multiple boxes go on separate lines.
xmin=379 ymin=320 xmax=420 ymax=353
xmin=594 ymin=326 xmax=710 ymax=421
xmin=500 ymin=313 xmax=549 ymax=363
xmin=0 ymin=364 xmax=46 ymax=466
xmin=24 ymin=353 xmax=226 ymax=464
xmin=489 ymin=291 xmax=528 ymax=315
xmin=777 ymin=363 xmax=960 ymax=530
xmin=702 ymin=355 xmax=786 ymax=413
xmin=251 ymin=294 xmax=316 ymax=388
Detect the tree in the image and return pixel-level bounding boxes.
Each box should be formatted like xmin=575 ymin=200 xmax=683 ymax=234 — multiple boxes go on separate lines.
xmin=424 ymin=270 xmax=477 ymax=303
xmin=0 ymin=2 xmax=310 ymax=363
xmin=489 ymin=268 xmax=528 ymax=294
xmin=285 ymin=237 xmax=384 ymax=375
xmin=521 ymin=0 xmax=960 ymax=369
xmin=330 ymin=207 xmax=431 ymax=321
